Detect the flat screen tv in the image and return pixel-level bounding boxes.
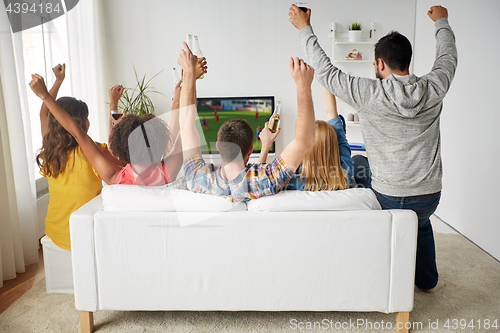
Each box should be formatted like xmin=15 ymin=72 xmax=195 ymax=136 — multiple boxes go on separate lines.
xmin=196 ymin=96 xmax=276 ymax=155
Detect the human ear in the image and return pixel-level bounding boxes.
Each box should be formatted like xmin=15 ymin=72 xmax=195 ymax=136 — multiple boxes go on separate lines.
xmin=377 ymin=59 xmax=386 ymax=72
xmin=247 ymin=145 xmax=254 ymax=159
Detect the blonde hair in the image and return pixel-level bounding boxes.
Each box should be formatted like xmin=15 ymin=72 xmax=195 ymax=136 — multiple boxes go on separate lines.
xmin=300 ymin=120 xmax=348 ymax=191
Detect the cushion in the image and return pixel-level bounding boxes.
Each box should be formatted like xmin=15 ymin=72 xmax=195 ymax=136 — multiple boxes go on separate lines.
xmin=247 ymin=188 xmax=381 ymax=212
xmin=102 ymin=184 xmax=246 ymax=212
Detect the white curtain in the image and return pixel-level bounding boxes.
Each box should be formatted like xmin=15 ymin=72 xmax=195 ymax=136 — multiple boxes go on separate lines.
xmin=66 ymin=0 xmax=107 ymax=143
xmin=0 ymin=7 xmax=39 ymax=287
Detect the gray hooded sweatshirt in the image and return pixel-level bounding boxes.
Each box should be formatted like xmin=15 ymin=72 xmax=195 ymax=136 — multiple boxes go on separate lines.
xmin=299 ymin=18 xmax=458 ymax=197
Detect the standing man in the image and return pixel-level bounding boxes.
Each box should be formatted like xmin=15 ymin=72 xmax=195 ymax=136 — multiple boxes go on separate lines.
xmin=289 ymin=5 xmax=457 ymax=292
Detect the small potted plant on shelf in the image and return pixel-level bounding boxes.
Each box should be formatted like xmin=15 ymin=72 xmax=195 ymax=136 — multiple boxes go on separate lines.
xmin=118 ymin=67 xmax=163 ymax=116
xmin=348 ymin=22 xmax=362 ymax=42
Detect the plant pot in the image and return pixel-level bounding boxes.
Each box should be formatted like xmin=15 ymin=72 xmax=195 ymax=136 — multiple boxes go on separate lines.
xmin=349 ymin=30 xmax=362 ymax=42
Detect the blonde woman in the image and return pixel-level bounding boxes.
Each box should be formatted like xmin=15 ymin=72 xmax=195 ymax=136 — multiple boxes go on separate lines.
xmin=259 ymin=87 xmax=352 ymax=191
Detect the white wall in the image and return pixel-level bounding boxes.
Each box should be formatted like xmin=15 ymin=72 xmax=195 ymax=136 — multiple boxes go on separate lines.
xmin=413 ymin=0 xmax=500 ymax=261
xmin=98 ymin=0 xmax=500 ymax=261
xmin=98 ymin=0 xmax=416 ymax=151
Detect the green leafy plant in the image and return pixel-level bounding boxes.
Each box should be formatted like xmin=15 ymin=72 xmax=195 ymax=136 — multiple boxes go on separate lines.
xmin=348 ymin=22 xmax=362 ymax=31
xmin=118 ymin=67 xmax=164 ymax=116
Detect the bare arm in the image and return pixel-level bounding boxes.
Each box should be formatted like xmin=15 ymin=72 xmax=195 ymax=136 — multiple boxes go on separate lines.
xmin=163 ymin=133 xmax=183 ymax=180
xmin=102 ymin=147 xmax=127 ymax=168
xmin=40 ymin=64 xmax=66 ymax=137
xmin=168 ymin=57 xmax=207 ymax=152
xmin=322 ymin=86 xmax=338 ymax=120
xmin=168 ymin=80 xmax=182 ymax=152
xmin=178 ymin=42 xmax=201 ymax=159
xmin=30 ymin=74 xmax=122 ymax=184
xmin=108 ymin=84 xmax=124 ymax=140
xmin=258 ymin=122 xmax=280 ymax=164
xmin=279 ymin=58 xmax=316 ymax=172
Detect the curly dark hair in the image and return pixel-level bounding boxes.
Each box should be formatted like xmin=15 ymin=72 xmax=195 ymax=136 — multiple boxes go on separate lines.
xmin=109 ymin=113 xmax=171 ymax=167
xmin=217 ymin=119 xmax=254 ymax=163
xmin=36 ymin=97 xmax=89 ymax=178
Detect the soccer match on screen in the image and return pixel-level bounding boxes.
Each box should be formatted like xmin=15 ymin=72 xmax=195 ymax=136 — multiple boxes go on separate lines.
xmin=196 ymin=97 xmax=274 ymax=153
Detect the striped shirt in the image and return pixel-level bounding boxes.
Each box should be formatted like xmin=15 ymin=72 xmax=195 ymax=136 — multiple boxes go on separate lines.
xmin=184 ymin=154 xmax=294 ymax=202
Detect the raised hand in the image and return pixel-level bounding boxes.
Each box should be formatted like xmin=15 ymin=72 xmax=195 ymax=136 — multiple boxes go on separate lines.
xmin=260 ymin=122 xmax=281 ymax=148
xmin=289 ymin=57 xmax=314 ymax=88
xmin=108 ymin=84 xmax=124 ymax=106
xmin=29 ymin=74 xmax=50 ymax=100
xmin=288 ymin=4 xmax=311 ymax=30
xmin=427 ymin=5 xmax=448 ymax=22
xmin=52 ymin=63 xmax=65 ymax=82
xmin=177 ymin=42 xmax=198 ymax=79
xmin=196 ymin=57 xmax=208 ymax=79
xmin=257 ymin=122 xmax=281 ymax=163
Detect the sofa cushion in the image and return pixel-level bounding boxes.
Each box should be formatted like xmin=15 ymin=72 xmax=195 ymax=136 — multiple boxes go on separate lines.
xmin=102 ymin=184 xmax=246 ymax=212
xmin=247 ymin=188 xmax=381 ymax=211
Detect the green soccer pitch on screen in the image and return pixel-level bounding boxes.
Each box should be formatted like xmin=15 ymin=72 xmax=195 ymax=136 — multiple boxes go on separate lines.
xmin=196 ymin=96 xmax=276 ymax=155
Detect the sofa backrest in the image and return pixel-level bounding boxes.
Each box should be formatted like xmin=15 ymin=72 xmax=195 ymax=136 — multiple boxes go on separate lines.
xmin=102 ymin=185 xmax=381 ymax=212
xmin=247 ymin=188 xmax=381 ymax=211
xmin=102 ymin=185 xmax=246 ymax=212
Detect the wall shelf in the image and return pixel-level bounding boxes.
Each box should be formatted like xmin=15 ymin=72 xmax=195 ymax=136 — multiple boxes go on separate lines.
xmin=330 ymin=22 xmax=377 ymax=146
xmin=346 ymin=121 xmax=360 ymax=126
xmin=331 ymin=21 xmax=377 ymax=67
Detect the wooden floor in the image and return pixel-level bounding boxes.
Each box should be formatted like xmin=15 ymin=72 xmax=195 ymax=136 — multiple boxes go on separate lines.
xmin=0 ymin=248 xmax=45 ymax=315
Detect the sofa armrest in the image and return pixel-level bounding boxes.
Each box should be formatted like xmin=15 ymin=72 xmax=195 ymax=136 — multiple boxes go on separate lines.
xmin=388 ymin=209 xmax=418 ymax=313
xmin=70 ymin=194 xmax=103 ymax=312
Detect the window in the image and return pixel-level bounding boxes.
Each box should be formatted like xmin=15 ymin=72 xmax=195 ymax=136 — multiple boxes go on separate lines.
xmin=21 ymin=12 xmax=71 ymax=179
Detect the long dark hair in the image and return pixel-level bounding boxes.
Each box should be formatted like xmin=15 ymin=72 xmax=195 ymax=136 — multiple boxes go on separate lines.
xmin=36 ymin=97 xmax=89 ymax=178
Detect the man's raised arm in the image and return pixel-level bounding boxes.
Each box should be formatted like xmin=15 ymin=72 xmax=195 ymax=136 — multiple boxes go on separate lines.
xmin=279 ymin=57 xmax=316 ymax=172
xmin=289 ymin=4 xmax=372 ymax=110
xmin=426 ymin=5 xmax=458 ymax=97
xmin=178 ymin=42 xmax=201 ymax=159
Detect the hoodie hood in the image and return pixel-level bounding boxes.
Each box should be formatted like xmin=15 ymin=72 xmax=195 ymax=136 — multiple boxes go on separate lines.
xmin=382 ymin=74 xmax=428 ymax=118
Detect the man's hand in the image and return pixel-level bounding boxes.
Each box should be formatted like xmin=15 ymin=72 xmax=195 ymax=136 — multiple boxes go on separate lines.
xmin=52 ymin=63 xmax=65 ymax=83
xmin=288 ymin=4 xmax=311 ymax=30
xmin=427 ymin=5 xmax=448 ymax=22
xmin=108 ymin=85 xmax=124 ymax=106
xmin=29 ymin=74 xmax=50 ymax=100
xmin=258 ymin=122 xmax=281 ymax=163
xmin=259 ymin=122 xmax=281 ymax=149
xmin=196 ymin=57 xmax=208 ymax=79
xmin=290 ymin=57 xmax=314 ymax=88
xmin=177 ymin=42 xmax=198 ymax=79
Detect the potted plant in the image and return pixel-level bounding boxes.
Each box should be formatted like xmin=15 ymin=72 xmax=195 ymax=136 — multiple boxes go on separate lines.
xmin=118 ymin=67 xmax=163 ymax=116
xmin=348 ymin=22 xmax=362 ymax=42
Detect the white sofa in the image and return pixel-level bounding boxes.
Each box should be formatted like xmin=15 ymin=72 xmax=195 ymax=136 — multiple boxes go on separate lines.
xmin=70 ymin=185 xmax=417 ymax=333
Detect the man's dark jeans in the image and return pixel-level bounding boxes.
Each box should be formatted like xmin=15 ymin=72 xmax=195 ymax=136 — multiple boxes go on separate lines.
xmin=352 ymin=155 xmax=440 ymax=289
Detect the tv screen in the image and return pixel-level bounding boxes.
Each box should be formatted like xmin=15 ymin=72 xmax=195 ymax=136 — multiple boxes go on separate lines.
xmin=196 ymin=96 xmax=275 ymax=155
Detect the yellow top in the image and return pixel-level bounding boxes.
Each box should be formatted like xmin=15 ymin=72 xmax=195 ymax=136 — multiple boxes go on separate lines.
xmin=42 ymin=143 xmax=106 ymax=250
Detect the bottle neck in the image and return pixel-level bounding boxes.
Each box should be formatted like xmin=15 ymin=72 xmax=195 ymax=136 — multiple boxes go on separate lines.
xmin=274 ymin=102 xmax=281 ymax=116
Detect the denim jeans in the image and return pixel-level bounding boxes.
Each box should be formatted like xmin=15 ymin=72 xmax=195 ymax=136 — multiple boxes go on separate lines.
xmin=352 ymin=155 xmax=372 ymax=189
xmin=352 ymin=155 xmax=440 ymax=289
